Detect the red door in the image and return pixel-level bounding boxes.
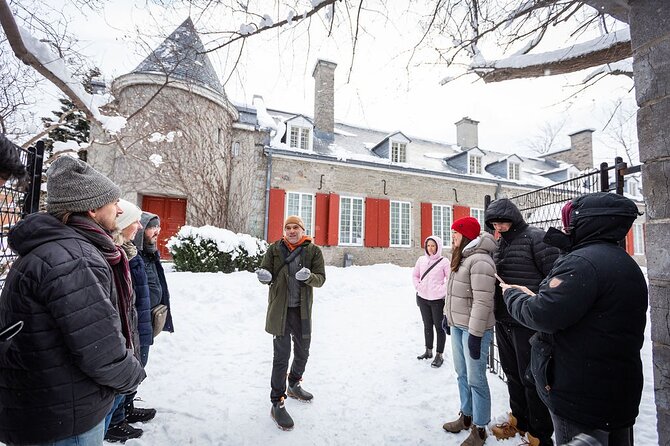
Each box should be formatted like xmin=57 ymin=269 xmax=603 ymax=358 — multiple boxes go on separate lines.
xmin=141 ymin=196 xmax=187 ymax=259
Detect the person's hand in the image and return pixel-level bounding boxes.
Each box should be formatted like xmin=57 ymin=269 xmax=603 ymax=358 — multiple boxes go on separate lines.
xmin=500 ymin=283 xmax=536 ymax=296
xmin=295 ymin=267 xmax=311 ymax=281
xmin=441 ymin=316 xmax=451 ymax=336
xmin=468 ymin=334 xmax=482 ymax=360
xmin=256 ymin=268 xmax=272 ymax=284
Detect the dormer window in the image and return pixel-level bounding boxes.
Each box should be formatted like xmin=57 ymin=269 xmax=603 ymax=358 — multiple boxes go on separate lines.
xmin=391 ymin=141 xmax=407 ymax=163
xmin=508 ymin=162 xmax=520 ymax=180
xmin=469 ymin=154 xmax=482 ymax=174
xmin=289 ymin=126 xmax=311 ymax=150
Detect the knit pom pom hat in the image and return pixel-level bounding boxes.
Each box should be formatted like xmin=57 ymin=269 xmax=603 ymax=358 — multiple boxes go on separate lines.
xmin=451 ymin=216 xmax=481 ymax=240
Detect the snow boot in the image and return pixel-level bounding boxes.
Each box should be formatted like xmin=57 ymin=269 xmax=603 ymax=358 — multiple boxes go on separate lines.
xmin=460 ymin=425 xmax=487 ymax=446
xmin=431 ymin=352 xmax=444 ymax=368
xmin=104 ymin=421 xmax=143 ymax=443
xmin=491 ymin=413 xmax=523 ymax=440
xmin=417 ymin=348 xmax=433 ymax=360
xmin=287 ymin=381 xmax=313 ymax=402
xmin=442 ymin=412 xmax=472 ymax=433
xmin=271 ymin=399 xmax=294 ymax=431
xmin=125 ymin=398 xmax=156 ymax=424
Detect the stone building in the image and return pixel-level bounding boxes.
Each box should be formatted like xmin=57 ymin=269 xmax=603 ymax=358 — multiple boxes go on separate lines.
xmin=88 ymin=18 xmax=645 ymax=266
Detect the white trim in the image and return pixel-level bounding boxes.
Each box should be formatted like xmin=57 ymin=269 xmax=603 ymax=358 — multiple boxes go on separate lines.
xmin=431 ymin=203 xmax=453 ymax=245
xmin=390 ymin=140 xmax=408 ymax=163
xmin=287 ymin=123 xmax=313 ymax=151
xmin=285 ymin=191 xmax=315 ymax=236
xmin=633 ymin=222 xmax=645 ymax=255
xmin=468 ymin=153 xmax=483 ymax=174
xmin=338 ymin=195 xmax=365 ymax=246
xmin=390 ymin=200 xmax=412 ymax=247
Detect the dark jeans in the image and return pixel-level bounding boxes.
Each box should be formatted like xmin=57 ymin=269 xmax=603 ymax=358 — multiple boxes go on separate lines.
xmin=416 ymin=295 xmax=446 ymax=354
xmin=496 ymin=322 xmax=554 ymax=445
xmin=110 ymin=344 xmax=151 ymax=425
xmin=270 ymin=307 xmax=310 ymax=403
xmin=551 ymin=412 xmax=633 ymax=446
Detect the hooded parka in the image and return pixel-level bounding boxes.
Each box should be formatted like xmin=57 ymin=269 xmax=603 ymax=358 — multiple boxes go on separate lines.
xmin=413 ymin=235 xmax=450 ymax=300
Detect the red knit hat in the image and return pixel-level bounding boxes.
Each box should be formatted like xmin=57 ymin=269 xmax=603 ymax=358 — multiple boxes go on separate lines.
xmin=561 ymin=200 xmax=574 ymax=230
xmin=451 ymin=216 xmax=481 ymax=240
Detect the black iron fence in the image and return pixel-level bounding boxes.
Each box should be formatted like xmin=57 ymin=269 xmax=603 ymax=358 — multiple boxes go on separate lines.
xmin=0 ymin=141 xmax=45 ymax=290
xmin=485 ymin=156 xmax=642 ymax=380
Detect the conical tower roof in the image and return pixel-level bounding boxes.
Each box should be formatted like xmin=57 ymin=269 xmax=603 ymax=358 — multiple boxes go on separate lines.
xmin=133 ymin=17 xmax=225 ymax=96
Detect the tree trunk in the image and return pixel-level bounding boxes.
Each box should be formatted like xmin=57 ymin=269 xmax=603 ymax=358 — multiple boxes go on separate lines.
xmin=629 ymin=1 xmax=670 ymax=444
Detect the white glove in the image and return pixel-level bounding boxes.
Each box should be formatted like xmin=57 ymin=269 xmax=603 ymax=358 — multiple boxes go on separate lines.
xmin=256 ymin=268 xmax=272 ymax=284
xmin=295 ymin=267 xmax=311 ymax=281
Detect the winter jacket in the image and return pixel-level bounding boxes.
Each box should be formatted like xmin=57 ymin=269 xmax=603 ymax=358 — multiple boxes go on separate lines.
xmin=413 ymin=235 xmax=450 ymax=300
xmin=0 ymin=213 xmax=145 ymax=445
xmin=504 ymin=192 xmax=647 ymax=430
xmin=129 ymin=255 xmax=153 ymax=347
xmin=262 ymin=239 xmax=326 ymax=337
xmin=444 ymin=232 xmax=497 ymax=337
xmin=133 ymin=212 xmax=174 ymax=337
xmin=484 ymin=198 xmax=559 ymax=325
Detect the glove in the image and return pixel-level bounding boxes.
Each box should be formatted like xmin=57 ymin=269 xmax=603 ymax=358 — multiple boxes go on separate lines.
xmin=441 ymin=316 xmax=451 ymax=336
xmin=295 ymin=267 xmax=311 ymax=281
xmin=468 ymin=334 xmax=482 ymax=360
xmin=256 ymin=268 xmax=272 ymax=284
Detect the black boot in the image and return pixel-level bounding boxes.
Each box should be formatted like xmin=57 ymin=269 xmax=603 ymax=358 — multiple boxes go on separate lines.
xmin=125 ymin=398 xmax=156 ymax=423
xmin=104 ymin=421 xmax=143 ymax=442
xmin=417 ymin=348 xmax=433 ymax=360
xmin=287 ymin=381 xmax=313 ymax=402
xmin=271 ymin=399 xmax=294 ymax=431
xmin=431 ymin=352 xmax=444 ymax=368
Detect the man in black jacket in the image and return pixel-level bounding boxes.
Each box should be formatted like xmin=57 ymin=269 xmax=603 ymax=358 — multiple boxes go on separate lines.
xmin=503 ymin=192 xmax=647 ymax=446
xmin=0 ymin=156 xmax=145 ymax=445
xmin=485 ymin=198 xmax=559 ymax=446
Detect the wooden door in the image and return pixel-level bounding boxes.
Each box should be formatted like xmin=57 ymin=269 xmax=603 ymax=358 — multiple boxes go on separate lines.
xmin=141 ymin=196 xmax=187 ymax=259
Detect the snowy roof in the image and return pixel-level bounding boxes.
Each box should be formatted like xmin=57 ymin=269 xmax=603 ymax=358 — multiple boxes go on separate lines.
xmin=132 ymin=17 xmax=225 ymax=97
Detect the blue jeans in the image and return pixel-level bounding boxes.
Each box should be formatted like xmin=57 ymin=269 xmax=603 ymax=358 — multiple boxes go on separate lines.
xmin=551 ymin=412 xmax=633 ymax=446
xmin=450 ymin=327 xmax=493 ymax=427
xmin=11 ymin=419 xmax=105 ymax=446
xmin=110 ymin=345 xmax=151 ymax=426
xmin=104 ymin=394 xmax=126 ymax=433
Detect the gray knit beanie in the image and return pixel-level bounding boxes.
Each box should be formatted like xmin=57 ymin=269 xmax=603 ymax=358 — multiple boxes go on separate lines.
xmin=46 ymin=156 xmax=121 ymax=214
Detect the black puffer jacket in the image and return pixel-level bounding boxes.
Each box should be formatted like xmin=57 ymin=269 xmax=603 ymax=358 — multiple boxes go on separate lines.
xmin=0 ymin=213 xmax=146 ymax=445
xmin=504 ymin=192 xmax=647 ymax=430
xmin=484 ymin=198 xmax=559 ymax=325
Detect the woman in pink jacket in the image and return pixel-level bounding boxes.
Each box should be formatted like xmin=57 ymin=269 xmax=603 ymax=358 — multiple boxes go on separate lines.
xmin=412 ymin=235 xmax=450 ymax=368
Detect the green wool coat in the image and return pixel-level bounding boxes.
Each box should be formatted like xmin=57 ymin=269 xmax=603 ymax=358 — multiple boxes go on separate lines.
xmin=261 ymin=239 xmax=326 ymax=337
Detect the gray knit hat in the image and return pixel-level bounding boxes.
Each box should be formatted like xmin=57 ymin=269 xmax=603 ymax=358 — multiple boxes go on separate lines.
xmin=46 ymin=156 xmax=121 ymax=213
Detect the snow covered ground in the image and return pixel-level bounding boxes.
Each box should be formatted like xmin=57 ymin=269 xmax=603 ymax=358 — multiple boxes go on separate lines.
xmin=105 ymin=263 xmax=658 ymax=446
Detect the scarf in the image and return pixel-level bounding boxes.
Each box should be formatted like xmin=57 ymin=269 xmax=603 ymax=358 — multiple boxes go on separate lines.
xmin=68 ymin=215 xmax=134 ymax=349
xmin=122 ymin=240 xmax=138 ymax=260
xmin=282 ymin=235 xmax=311 ymax=252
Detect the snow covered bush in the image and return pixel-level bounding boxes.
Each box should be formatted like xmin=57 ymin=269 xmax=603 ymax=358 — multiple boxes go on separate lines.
xmin=167 ymin=225 xmax=268 ymax=273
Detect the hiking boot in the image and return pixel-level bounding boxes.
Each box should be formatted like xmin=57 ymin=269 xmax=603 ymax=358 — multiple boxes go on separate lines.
xmin=460 ymin=425 xmax=487 ymax=446
xmin=491 ymin=413 xmax=523 ymax=440
xmin=431 ymin=353 xmax=444 ymax=368
xmin=287 ymin=382 xmax=313 ymax=402
xmin=125 ymin=406 xmax=157 ymax=423
xmin=271 ymin=399 xmax=294 ymax=431
xmin=104 ymin=421 xmax=143 ymax=443
xmin=417 ymin=348 xmax=433 ymax=360
xmin=442 ymin=412 xmax=472 ymax=433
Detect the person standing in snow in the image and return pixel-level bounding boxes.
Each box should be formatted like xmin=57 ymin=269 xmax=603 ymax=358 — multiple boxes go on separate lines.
xmin=256 ymin=215 xmax=326 ymax=431
xmin=0 ymin=156 xmax=145 ymax=445
xmin=442 ymin=217 xmax=496 ymax=446
xmin=412 ymin=235 xmax=450 ymax=368
xmin=484 ymin=198 xmax=559 ymax=446
xmin=502 ymin=193 xmax=647 ymax=446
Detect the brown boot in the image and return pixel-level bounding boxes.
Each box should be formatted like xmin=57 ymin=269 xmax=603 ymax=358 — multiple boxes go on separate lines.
xmin=442 ymin=412 xmax=472 ymax=433
xmin=460 ymin=425 xmax=487 ymax=446
xmin=491 ymin=413 xmax=524 ymax=440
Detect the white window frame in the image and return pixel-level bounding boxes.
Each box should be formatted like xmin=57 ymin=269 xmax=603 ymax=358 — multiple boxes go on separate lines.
xmin=432 ymin=204 xmax=452 ymax=246
xmin=470 ymin=208 xmax=485 ymax=229
xmin=390 ymin=200 xmax=411 ymax=247
xmin=390 ymin=141 xmax=407 ymax=163
xmin=633 ymin=222 xmax=645 ymax=255
xmin=508 ymin=162 xmax=520 ymax=180
xmin=288 ymin=125 xmax=312 ymax=150
xmin=468 ymin=154 xmax=482 ymax=174
xmin=285 ymin=192 xmax=314 ymax=236
xmin=338 ymin=196 xmax=365 ymax=246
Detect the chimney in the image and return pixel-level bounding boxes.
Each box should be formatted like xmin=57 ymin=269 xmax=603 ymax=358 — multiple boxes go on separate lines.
xmin=567 ymin=129 xmax=595 ymax=170
xmin=312 ymin=59 xmax=337 ymax=142
xmin=455 ymin=117 xmax=479 ymax=149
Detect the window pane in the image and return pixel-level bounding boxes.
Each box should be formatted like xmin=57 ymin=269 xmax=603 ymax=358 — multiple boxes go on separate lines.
xmin=352 ymin=199 xmax=363 ymax=244
xmin=340 ymin=197 xmax=352 ymax=244
xmin=290 ymin=127 xmax=299 ymax=148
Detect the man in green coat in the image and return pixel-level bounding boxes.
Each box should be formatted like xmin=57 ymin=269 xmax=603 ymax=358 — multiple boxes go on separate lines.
xmin=256 ymin=215 xmax=326 ymax=431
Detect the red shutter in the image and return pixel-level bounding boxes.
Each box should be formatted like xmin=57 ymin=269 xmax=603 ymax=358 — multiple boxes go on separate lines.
xmin=377 ymin=199 xmax=390 ymax=248
xmin=421 ymin=202 xmax=432 ymax=246
xmin=267 ymin=188 xmax=285 ymax=242
xmin=327 ymin=193 xmax=339 ymax=246
xmin=365 ymin=198 xmax=379 ymax=247
xmin=625 ymin=227 xmax=635 ymax=256
xmin=314 ymin=193 xmax=330 ymax=246
xmin=453 ymin=205 xmax=470 ymax=223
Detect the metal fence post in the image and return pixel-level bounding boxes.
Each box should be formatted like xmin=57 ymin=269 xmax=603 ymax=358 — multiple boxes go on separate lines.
xmin=614 ymin=156 xmax=626 ymax=196
xmin=599 ymin=162 xmax=609 ymax=192
xmin=22 ymin=140 xmax=45 ymax=216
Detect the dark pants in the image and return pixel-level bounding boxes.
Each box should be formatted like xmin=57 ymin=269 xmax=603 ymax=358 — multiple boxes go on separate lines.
xmin=270 ymin=307 xmax=311 ymax=403
xmin=110 ymin=344 xmax=151 ymax=425
xmin=551 ymin=412 xmax=633 ymax=446
xmin=416 ymin=295 xmax=446 ymax=354
xmin=496 ymin=321 xmax=554 ymax=445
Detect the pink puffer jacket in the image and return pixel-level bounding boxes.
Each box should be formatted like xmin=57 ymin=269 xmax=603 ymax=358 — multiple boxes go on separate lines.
xmin=412 ymin=235 xmax=450 ymax=301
